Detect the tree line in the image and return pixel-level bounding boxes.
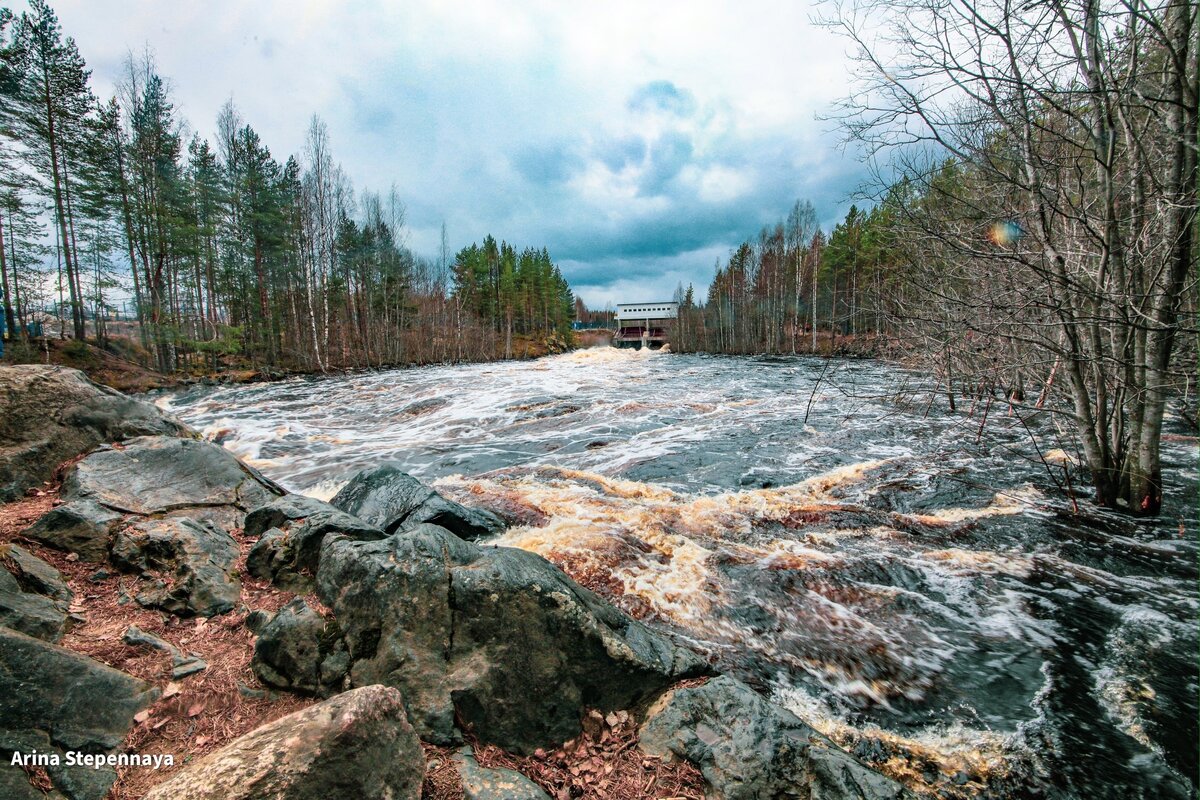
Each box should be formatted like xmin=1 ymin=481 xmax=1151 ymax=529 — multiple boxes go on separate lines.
xmin=0 ymin=1 xmax=574 ymax=374
xmin=676 ymin=0 xmax=1197 ymax=518
xmin=670 ymin=199 xmax=899 ymax=356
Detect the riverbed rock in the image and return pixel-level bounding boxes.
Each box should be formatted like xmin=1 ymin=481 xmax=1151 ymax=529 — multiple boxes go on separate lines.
xmin=61 ymin=436 xmax=283 ymax=517
xmin=639 ymin=676 xmax=909 ymax=800
xmin=316 ymin=523 xmax=707 ymax=752
xmin=244 ymin=495 xmax=384 ymax=591
xmin=0 ymin=626 xmax=157 ymax=800
xmin=110 ymin=517 xmax=240 ymax=617
xmin=0 ymin=364 xmax=189 ymax=502
xmin=22 ymin=499 xmax=124 ymax=562
xmin=141 ymin=685 xmax=423 ymax=800
xmin=453 ymin=746 xmax=549 ymax=800
xmin=330 ymin=464 xmax=505 ymax=540
xmin=252 ymin=598 xmax=349 ymax=695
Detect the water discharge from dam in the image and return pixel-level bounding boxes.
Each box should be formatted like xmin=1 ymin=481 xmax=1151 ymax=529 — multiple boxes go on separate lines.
xmin=159 ymin=348 xmax=1199 ymax=799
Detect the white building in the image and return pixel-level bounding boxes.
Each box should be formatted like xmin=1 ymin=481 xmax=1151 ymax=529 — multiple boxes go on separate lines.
xmin=613 ymin=302 xmax=678 ymax=349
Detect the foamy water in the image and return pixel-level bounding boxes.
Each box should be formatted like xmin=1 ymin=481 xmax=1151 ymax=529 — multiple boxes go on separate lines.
xmin=159 ymin=349 xmax=1199 ymax=799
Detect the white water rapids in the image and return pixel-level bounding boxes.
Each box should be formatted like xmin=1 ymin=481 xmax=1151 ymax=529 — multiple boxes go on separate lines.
xmin=157 ymin=348 xmax=1199 ymax=799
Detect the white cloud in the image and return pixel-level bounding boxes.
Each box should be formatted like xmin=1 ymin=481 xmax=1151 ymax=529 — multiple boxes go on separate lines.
xmin=43 ymin=0 xmax=866 ymax=307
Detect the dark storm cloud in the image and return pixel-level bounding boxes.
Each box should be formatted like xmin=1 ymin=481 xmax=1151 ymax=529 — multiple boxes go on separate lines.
xmin=638 ymin=132 xmax=694 ymax=196
xmin=596 ymin=136 xmax=648 ymax=171
xmin=511 ymin=141 xmax=584 ymax=185
xmin=51 ymin=2 xmax=864 ymax=307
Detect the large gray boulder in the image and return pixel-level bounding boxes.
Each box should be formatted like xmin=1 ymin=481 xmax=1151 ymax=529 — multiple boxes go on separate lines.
xmin=61 ymin=436 xmax=282 ymax=517
xmin=141 ymin=685 xmax=423 ymax=800
xmin=22 ymin=499 xmax=124 ymax=562
xmin=639 ymin=676 xmax=910 ymax=800
xmin=252 ymin=598 xmax=349 ymax=695
xmin=244 ymin=495 xmax=385 ymax=591
xmin=315 ymin=524 xmax=707 ymax=752
xmin=110 ymin=517 xmax=240 ymax=617
xmin=0 ymin=626 xmax=158 ymax=800
xmin=331 ymin=464 xmax=505 ymax=540
xmin=49 ymin=436 xmax=284 ymax=618
xmin=0 ymin=365 xmax=189 ymax=501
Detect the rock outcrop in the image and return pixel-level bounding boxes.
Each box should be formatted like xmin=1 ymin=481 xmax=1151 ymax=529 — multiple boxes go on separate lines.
xmin=243 ymin=495 xmax=385 ymax=591
xmin=22 ymin=499 xmax=125 ymax=562
xmin=141 ymin=685 xmax=423 ymax=800
xmin=110 ymin=517 xmax=241 ymax=617
xmin=39 ymin=435 xmax=285 ymax=616
xmin=639 ymin=676 xmax=910 ymax=800
xmin=252 ymin=598 xmax=349 ymax=695
xmin=314 ymin=523 xmax=707 ymax=752
xmin=331 ymin=464 xmax=505 ymax=540
xmin=61 ymin=436 xmax=282 ymax=517
xmin=0 ymin=626 xmax=158 ymax=800
xmin=0 ymin=365 xmax=188 ymax=501
xmin=0 ymin=546 xmax=72 ymax=642
xmin=2 ymin=544 xmax=72 ymax=602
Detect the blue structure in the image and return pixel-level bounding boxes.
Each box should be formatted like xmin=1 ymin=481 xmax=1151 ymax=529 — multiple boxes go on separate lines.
xmin=0 ymin=319 xmax=44 ymax=357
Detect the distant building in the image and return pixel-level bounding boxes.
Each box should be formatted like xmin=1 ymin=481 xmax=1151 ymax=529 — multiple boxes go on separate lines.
xmin=613 ymin=302 xmax=677 ymax=349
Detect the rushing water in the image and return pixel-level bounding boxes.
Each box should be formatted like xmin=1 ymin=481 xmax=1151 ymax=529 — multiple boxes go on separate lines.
xmin=158 ymin=348 xmax=1199 ymax=799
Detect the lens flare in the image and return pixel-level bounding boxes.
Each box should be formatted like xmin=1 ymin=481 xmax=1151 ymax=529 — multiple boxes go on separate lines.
xmin=987 ymin=220 xmax=1024 ymax=246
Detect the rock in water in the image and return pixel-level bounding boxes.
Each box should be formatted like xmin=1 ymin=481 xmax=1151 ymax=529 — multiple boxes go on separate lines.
xmin=639 ymin=676 xmax=910 ymax=800
xmin=244 ymin=495 xmax=384 ymax=591
xmin=0 ymin=626 xmax=157 ymax=800
xmin=252 ymin=598 xmax=349 ymax=695
xmin=22 ymin=499 xmax=124 ymax=562
xmin=316 ymin=524 xmax=707 ymax=752
xmin=330 ymin=464 xmax=505 ymax=540
xmin=453 ymin=746 xmax=549 ymax=800
xmin=110 ymin=517 xmax=240 ymax=617
xmin=141 ymin=685 xmax=423 ymax=800
xmin=61 ymin=436 xmax=282 ymax=516
xmin=0 ymin=365 xmax=189 ymax=501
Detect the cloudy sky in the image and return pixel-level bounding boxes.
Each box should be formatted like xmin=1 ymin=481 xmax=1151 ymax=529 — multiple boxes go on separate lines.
xmin=53 ymin=1 xmax=866 ymax=307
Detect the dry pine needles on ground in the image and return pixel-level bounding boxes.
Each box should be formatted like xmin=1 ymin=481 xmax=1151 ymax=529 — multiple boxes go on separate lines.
xmin=2 ymin=483 xmax=709 ymax=800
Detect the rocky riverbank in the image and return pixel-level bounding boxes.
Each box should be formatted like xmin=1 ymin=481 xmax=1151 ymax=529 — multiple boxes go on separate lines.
xmin=0 ymin=364 xmax=912 ymax=800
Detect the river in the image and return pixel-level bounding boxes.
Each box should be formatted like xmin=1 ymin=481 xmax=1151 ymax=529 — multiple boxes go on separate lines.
xmin=157 ymin=348 xmax=1199 ymax=799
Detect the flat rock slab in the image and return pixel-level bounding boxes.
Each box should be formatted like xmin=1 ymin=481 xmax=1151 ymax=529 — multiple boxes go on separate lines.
xmin=316 ymin=524 xmax=708 ymax=752
xmin=0 ymin=626 xmax=157 ymax=800
xmin=62 ymin=436 xmax=282 ymax=517
xmin=331 ymin=464 xmax=505 ymax=540
xmin=142 ymin=685 xmax=423 ymax=800
xmin=0 ymin=365 xmax=189 ymax=501
xmin=454 ymin=746 xmax=549 ymax=800
xmin=639 ymin=676 xmax=911 ymax=800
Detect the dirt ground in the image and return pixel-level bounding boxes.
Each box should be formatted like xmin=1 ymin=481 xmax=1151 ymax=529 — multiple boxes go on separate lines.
xmin=1 ymin=480 xmax=706 ymax=800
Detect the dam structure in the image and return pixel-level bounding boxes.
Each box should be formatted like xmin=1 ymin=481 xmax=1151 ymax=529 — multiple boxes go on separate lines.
xmin=612 ymin=302 xmax=678 ymax=349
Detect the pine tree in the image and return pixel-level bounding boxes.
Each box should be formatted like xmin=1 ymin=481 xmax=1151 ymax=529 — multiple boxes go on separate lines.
xmin=10 ymin=0 xmax=93 ymax=340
